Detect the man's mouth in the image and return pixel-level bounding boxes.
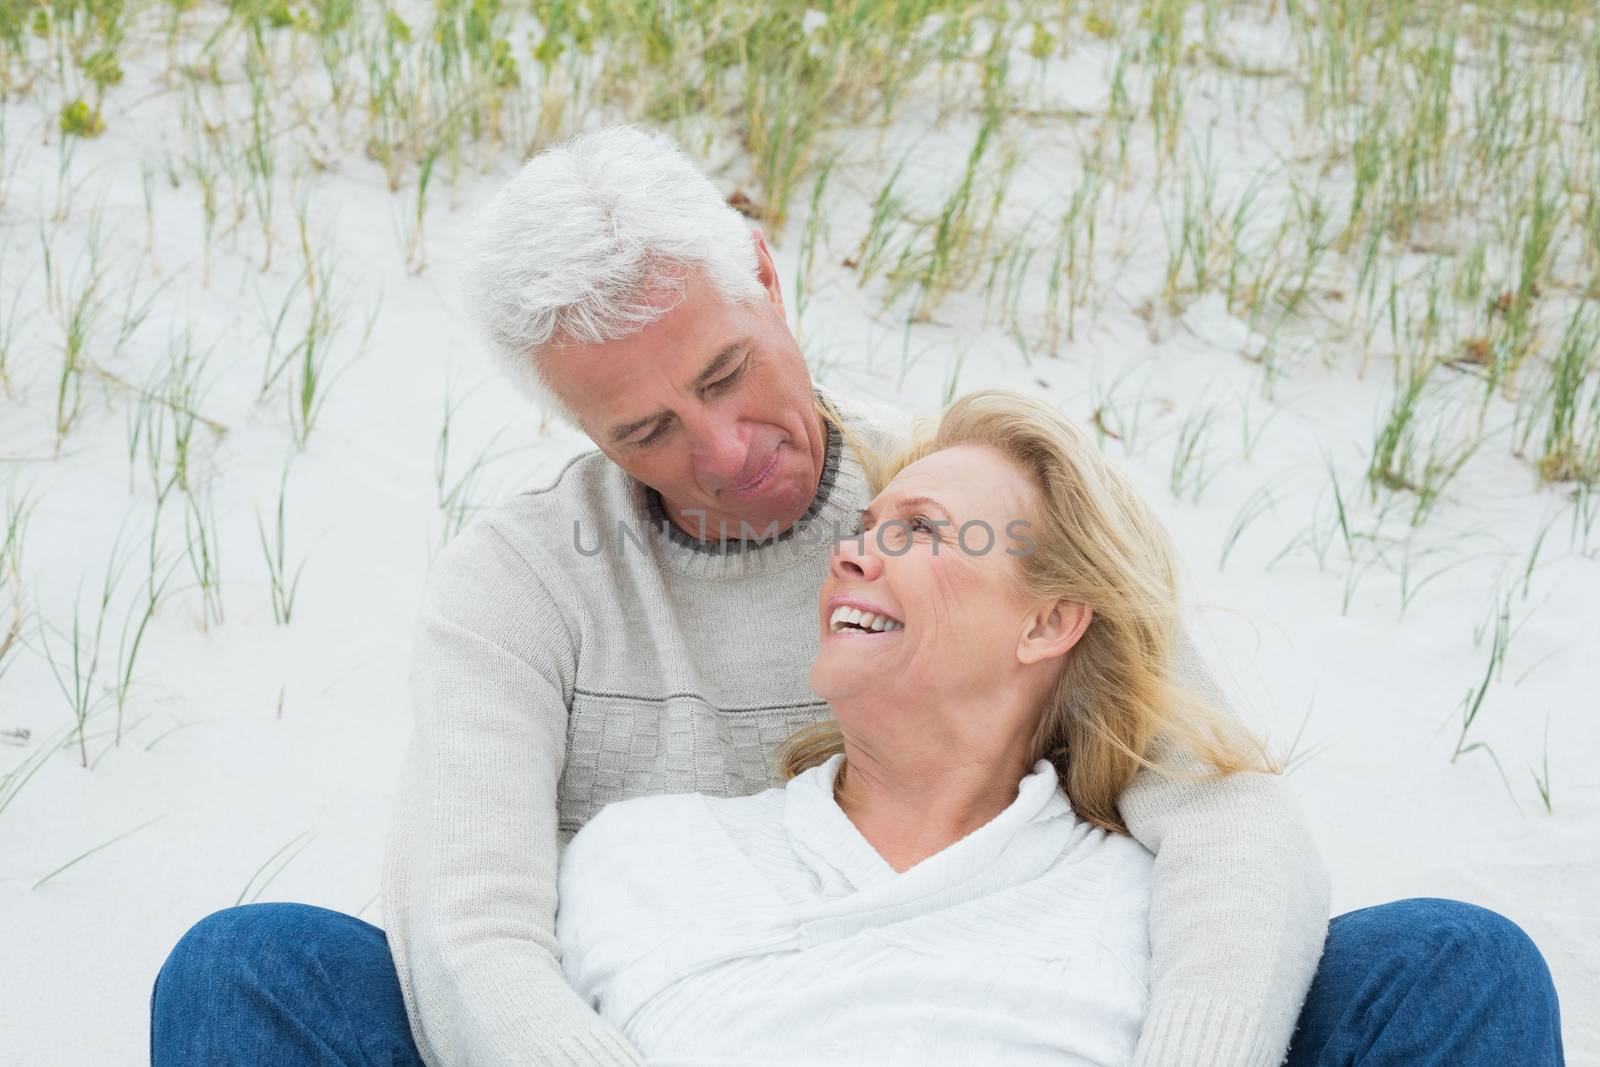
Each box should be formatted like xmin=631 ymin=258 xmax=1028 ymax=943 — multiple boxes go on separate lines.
xmin=725 ymin=448 xmax=781 ymax=498
xmin=828 ymin=605 xmax=904 ymax=635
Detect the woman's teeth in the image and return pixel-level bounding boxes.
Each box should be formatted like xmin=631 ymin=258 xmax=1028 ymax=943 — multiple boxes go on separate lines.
xmin=828 ymin=606 xmax=904 ymax=634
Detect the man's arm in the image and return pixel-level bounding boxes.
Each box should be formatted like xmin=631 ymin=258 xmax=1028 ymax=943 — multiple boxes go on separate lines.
xmin=1120 ymin=628 xmax=1332 ymax=1067
xmin=382 ymin=520 xmax=646 ymax=1066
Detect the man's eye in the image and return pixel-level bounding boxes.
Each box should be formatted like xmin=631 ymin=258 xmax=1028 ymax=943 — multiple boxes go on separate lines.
xmin=910 ymin=515 xmax=937 ymax=535
xmin=633 ymin=421 xmax=670 ymax=448
xmin=707 ymin=359 xmax=748 ymax=394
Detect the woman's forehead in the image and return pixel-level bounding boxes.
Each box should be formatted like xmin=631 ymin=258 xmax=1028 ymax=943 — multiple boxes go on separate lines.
xmin=884 ymin=445 xmax=1035 ymax=515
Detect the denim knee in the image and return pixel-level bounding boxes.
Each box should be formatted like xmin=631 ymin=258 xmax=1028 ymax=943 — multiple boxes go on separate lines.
xmin=1340 ymin=896 xmax=1563 ymax=1028
xmin=155 ymin=902 xmax=351 ymax=1006
xmin=163 ymin=903 xmax=310 ymax=969
xmin=1386 ymin=899 xmax=1554 ymax=987
xmin=151 ymin=903 xmax=417 ymax=1067
xmin=1291 ymin=898 xmax=1564 ymax=1067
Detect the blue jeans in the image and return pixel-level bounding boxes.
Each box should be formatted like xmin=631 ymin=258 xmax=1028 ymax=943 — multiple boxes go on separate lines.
xmin=150 ymin=897 xmax=1564 ymax=1065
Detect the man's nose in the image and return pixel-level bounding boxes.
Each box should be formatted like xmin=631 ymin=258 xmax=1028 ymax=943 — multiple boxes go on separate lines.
xmin=690 ymin=419 xmax=748 ymax=483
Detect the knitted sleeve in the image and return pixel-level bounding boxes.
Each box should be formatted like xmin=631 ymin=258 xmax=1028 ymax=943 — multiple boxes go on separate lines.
xmin=381 ymin=520 xmax=646 ymax=1067
xmin=1119 ymin=626 xmax=1332 ymax=1067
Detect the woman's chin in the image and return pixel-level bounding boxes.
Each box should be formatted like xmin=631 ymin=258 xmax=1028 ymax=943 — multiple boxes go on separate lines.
xmin=810 ymin=630 xmax=907 ymax=700
xmin=808 ymin=657 xmax=859 ymax=703
xmin=807 ymin=662 xmax=830 ymax=699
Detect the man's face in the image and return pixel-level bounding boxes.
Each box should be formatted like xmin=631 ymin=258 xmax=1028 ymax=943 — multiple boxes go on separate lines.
xmin=538 ymin=233 xmax=827 ymax=541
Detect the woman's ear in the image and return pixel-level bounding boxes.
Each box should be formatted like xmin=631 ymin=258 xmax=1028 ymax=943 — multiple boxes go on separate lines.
xmin=1017 ymin=600 xmax=1093 ymax=666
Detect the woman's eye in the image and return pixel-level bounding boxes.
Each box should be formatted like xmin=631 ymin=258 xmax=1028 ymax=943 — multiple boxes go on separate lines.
xmin=910 ymin=516 xmax=936 ymax=535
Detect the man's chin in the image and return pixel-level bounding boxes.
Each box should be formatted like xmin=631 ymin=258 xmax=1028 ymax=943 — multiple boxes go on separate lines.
xmin=716 ymin=486 xmax=810 ymax=537
xmin=719 ymin=507 xmax=794 ymax=541
xmin=670 ymin=504 xmax=784 ymax=543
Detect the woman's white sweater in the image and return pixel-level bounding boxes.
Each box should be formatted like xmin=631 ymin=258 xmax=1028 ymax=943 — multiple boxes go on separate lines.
xmin=556 ymin=755 xmax=1154 ymax=1066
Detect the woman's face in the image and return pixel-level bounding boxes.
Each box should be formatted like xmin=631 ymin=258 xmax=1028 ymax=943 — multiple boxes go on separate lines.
xmin=810 ymin=444 xmax=1042 ymax=710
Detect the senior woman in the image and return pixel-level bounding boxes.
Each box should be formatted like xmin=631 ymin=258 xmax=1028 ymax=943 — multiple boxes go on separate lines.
xmin=552 ymin=389 xmax=1273 ymax=1065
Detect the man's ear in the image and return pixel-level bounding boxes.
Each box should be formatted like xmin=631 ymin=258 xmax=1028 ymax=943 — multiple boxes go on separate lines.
xmin=1017 ymin=600 xmax=1093 ymax=666
xmin=750 ymin=227 xmax=786 ymax=317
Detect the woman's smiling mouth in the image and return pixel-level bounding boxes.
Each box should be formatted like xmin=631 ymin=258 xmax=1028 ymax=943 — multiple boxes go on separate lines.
xmin=827 ymin=604 xmax=904 ymax=636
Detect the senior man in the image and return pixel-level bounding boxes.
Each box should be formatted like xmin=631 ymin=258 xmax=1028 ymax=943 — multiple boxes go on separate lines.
xmin=152 ymin=127 xmax=1563 ymax=1066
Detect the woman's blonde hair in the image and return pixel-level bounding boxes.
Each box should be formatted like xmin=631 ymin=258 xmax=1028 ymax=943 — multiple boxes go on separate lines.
xmin=787 ymin=389 xmax=1276 ymax=835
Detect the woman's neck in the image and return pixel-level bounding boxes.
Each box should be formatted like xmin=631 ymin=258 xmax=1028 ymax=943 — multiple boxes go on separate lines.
xmin=833 ymin=737 xmax=1031 ymax=874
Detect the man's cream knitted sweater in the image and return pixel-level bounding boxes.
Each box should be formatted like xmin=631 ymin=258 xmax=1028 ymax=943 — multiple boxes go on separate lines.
xmin=381 ymin=400 xmax=1331 ymax=1067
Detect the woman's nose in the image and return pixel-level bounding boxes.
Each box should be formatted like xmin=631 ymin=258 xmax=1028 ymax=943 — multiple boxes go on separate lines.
xmin=830 ymin=531 xmax=883 ymax=580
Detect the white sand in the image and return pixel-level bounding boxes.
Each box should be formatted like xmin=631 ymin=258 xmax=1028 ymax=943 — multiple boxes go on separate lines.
xmin=2 ymin=11 xmax=1596 ymax=1064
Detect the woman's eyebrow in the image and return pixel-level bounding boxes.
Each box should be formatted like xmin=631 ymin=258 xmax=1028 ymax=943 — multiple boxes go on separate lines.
xmin=859 ymin=496 xmax=954 ymax=526
xmin=896 ymin=495 xmax=952 ymax=521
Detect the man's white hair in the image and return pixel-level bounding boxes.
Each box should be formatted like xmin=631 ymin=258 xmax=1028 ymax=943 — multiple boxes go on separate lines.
xmin=460 ymin=125 xmax=765 ymax=425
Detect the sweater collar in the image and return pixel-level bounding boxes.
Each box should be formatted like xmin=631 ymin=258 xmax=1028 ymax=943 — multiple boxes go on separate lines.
xmin=782 ymin=754 xmax=1076 ymax=905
